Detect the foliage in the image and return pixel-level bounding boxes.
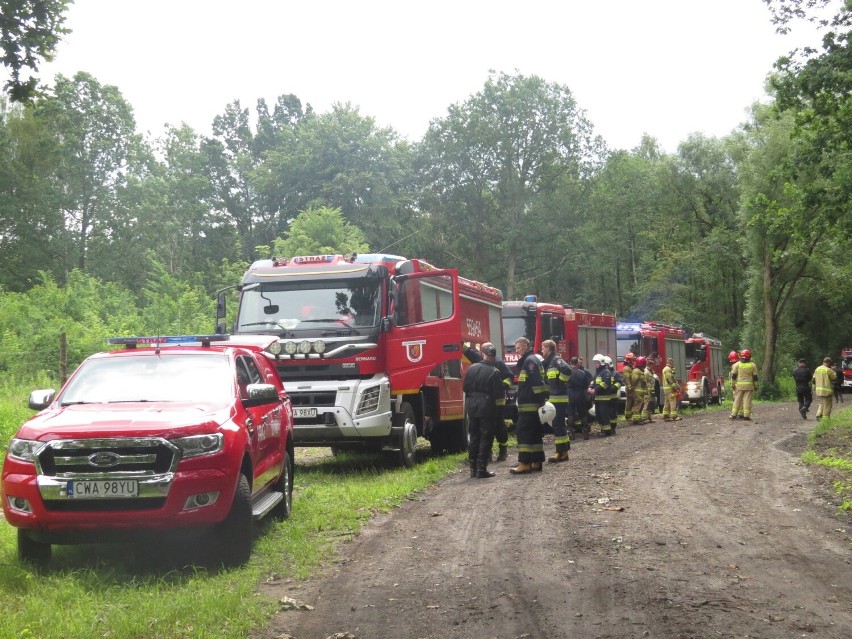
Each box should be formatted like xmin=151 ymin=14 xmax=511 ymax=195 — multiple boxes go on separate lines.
xmin=802 ymin=405 xmax=852 ymax=515
xmin=0 ymin=0 xmax=70 ymax=101
xmin=269 ymin=206 xmax=369 ymax=258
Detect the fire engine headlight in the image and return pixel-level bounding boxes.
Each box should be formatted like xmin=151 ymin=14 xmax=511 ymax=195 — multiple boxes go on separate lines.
xmin=283 ymin=341 xmax=298 ymax=355
xmin=267 ymin=341 xmax=282 ymax=356
xmin=313 ymin=340 xmax=326 ymax=354
xmin=7 ymin=438 xmax=43 ymax=463
xmin=298 ymin=340 xmax=312 ymax=354
xmin=173 ymin=433 xmax=224 ymax=459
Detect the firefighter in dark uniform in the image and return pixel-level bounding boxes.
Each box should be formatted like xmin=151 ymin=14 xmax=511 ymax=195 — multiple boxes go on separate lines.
xmin=567 ymin=356 xmax=590 ymax=439
xmin=541 ymin=339 xmax=571 ymax=462
xmin=591 ymin=354 xmax=616 ymax=436
xmin=480 ymin=342 xmax=514 ymax=462
xmin=463 ymin=353 xmax=505 ymax=479
xmin=510 ymin=337 xmax=548 ymax=475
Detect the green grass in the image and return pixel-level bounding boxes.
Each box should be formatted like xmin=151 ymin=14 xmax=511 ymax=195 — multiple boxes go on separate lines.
xmin=801 ymin=403 xmax=852 ymax=515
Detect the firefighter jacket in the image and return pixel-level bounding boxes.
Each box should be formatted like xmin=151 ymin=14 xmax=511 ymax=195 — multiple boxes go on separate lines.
xmin=662 ymin=365 xmax=678 ymax=393
xmin=610 ymin=367 xmax=624 ymax=394
xmin=516 ymin=350 xmax=547 ymax=413
xmin=632 ymin=366 xmax=649 ymax=396
xmin=544 ymin=353 xmax=571 ymax=404
xmin=592 ymin=365 xmax=616 ymax=399
xmin=490 ymin=358 xmax=514 ymax=407
xmin=463 ymin=361 xmax=505 ymax=419
xmin=813 ymin=364 xmax=836 ymax=397
xmin=622 ymin=363 xmax=634 ymax=395
xmin=729 ymin=361 xmax=739 ymax=391
xmin=644 ymin=367 xmax=655 ymax=395
xmin=733 ymin=361 xmax=758 ymax=391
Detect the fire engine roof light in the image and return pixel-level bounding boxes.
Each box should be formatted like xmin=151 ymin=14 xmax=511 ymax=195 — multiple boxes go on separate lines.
xmin=107 ymin=335 xmax=229 ymax=348
xmin=313 ymin=340 xmax=326 ymax=354
xmin=524 ymin=295 xmax=537 ymax=302
xmin=283 ymin=341 xmax=298 ymax=355
xmin=267 ymin=341 xmax=282 ymax=356
xmin=298 ymin=340 xmax=312 ymax=354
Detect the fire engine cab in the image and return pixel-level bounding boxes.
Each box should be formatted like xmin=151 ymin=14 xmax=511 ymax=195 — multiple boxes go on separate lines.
xmin=216 ymin=253 xmax=503 ymax=467
xmin=616 ymin=321 xmax=687 ymax=410
xmin=684 ymin=333 xmax=726 ymax=406
xmin=501 ymin=296 xmax=616 ymax=419
xmin=841 ymin=349 xmax=852 ymax=391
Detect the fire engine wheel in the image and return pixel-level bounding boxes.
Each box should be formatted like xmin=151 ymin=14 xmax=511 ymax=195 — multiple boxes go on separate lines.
xmin=215 ymin=473 xmax=253 ymax=567
xmin=18 ymin=529 xmax=51 ymax=566
xmin=391 ymin=403 xmax=418 ymax=468
xmin=698 ymin=380 xmax=711 ymax=408
xmin=271 ymin=450 xmax=294 ymax=520
xmin=714 ymin=383 xmax=723 ymax=405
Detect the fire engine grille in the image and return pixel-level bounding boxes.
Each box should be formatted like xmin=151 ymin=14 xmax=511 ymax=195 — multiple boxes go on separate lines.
xmin=36 ymin=439 xmax=178 ymax=477
xmin=288 ymin=391 xmax=337 ymax=408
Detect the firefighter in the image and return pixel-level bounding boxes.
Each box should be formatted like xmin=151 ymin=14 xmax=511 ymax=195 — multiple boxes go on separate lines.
xmin=463 ymin=353 xmax=505 ymax=479
xmin=643 ymin=361 xmax=657 ymax=422
xmin=730 ymin=349 xmax=759 ymax=420
xmin=567 ymin=356 xmax=591 ymax=439
xmin=480 ymin=342 xmax=514 ymax=461
xmin=661 ymin=357 xmax=682 ymax=422
xmin=591 ymin=354 xmax=616 ymax=435
xmin=812 ymin=357 xmax=837 ymax=420
xmin=541 ymin=340 xmax=571 ymax=463
xmin=510 ymin=337 xmax=548 ymax=474
xmin=728 ymin=350 xmax=739 ymax=403
xmin=622 ymin=352 xmax=637 ymax=424
xmin=791 ymin=358 xmax=813 ymax=419
xmin=605 ymin=355 xmax=622 ymax=425
xmin=632 ymin=356 xmax=650 ymax=424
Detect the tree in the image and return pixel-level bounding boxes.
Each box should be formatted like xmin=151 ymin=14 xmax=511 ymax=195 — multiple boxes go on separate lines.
xmin=36 ymin=72 xmax=140 ymax=273
xmin=416 ymin=71 xmax=605 ymax=299
xmin=270 ymin=206 xmax=369 ymax=257
xmin=0 ymin=0 xmax=70 ymax=102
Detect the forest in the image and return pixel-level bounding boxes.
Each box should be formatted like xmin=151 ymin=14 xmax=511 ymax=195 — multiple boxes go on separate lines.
xmin=0 ymin=0 xmax=849 ymax=388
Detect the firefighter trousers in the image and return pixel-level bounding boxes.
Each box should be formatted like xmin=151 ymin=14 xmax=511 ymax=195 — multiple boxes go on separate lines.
xmin=515 ymin=411 xmax=545 ymax=464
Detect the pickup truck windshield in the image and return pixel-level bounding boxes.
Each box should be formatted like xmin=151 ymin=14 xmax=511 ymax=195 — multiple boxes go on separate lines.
xmin=237 ymin=280 xmax=381 ymax=332
xmin=59 ymin=353 xmax=232 ymax=404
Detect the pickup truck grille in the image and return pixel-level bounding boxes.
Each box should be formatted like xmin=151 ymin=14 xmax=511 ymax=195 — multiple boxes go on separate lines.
xmin=288 ymin=391 xmax=337 ymax=408
xmin=35 ymin=438 xmax=179 ymax=477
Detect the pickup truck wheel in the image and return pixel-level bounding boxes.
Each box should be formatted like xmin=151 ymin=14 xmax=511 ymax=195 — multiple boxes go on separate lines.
xmin=216 ymin=473 xmax=253 ymax=567
xmin=18 ymin=529 xmax=51 ymax=566
xmin=271 ymin=451 xmax=293 ymax=520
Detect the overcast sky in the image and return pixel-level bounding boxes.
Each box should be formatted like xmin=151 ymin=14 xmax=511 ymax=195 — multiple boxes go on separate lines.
xmin=32 ymin=0 xmax=827 ymax=152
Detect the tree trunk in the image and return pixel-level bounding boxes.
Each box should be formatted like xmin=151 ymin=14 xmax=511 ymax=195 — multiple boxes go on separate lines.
xmin=505 ymin=250 xmax=517 ymax=300
xmin=761 ymin=252 xmax=777 ymax=384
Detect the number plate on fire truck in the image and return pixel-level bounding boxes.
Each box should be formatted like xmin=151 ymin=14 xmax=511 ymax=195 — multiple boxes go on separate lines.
xmin=293 ymin=408 xmax=317 ymax=419
xmin=66 ymin=480 xmax=138 ymax=498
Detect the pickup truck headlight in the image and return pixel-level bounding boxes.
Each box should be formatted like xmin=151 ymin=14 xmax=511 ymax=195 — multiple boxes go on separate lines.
xmin=7 ymin=438 xmax=43 ymax=463
xmin=172 ymin=433 xmax=224 ymax=459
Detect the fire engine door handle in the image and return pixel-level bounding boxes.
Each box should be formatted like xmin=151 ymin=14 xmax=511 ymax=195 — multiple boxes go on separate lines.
xmin=443 ymin=344 xmax=459 ymax=352
xmin=246 ymin=417 xmax=255 ymax=433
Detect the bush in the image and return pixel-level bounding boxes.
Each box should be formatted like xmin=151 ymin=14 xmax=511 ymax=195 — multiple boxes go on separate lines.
xmin=756 ymin=380 xmax=782 ymax=400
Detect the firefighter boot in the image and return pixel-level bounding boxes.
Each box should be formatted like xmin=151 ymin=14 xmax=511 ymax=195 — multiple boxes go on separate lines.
xmin=496 ymin=444 xmax=508 ymax=462
xmin=476 ymin=462 xmax=496 ymax=479
xmin=548 ymin=450 xmax=569 ymax=463
xmin=670 ymin=415 xmax=682 ymax=422
xmin=469 ymin=460 xmax=477 ymax=478
xmin=509 ymin=463 xmax=533 ymax=475
xmin=531 ymin=461 xmax=543 ymax=472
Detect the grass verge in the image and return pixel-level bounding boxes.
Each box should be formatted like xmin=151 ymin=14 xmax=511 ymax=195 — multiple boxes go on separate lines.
xmin=801 ymin=403 xmax=852 ymax=516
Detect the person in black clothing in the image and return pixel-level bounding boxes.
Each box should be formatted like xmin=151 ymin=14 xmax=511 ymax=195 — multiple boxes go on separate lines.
xmin=463 ymin=354 xmax=505 ymax=478
xmin=832 ymin=362 xmax=844 ymax=402
xmin=791 ymin=358 xmax=813 ymax=420
xmin=509 ymin=337 xmax=548 ymax=474
xmin=567 ymin=356 xmax=591 ymax=440
xmin=481 ymin=342 xmax=514 ymax=462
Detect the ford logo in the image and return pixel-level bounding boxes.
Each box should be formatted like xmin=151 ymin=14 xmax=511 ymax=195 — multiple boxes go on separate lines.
xmin=88 ymin=452 xmax=121 ymax=467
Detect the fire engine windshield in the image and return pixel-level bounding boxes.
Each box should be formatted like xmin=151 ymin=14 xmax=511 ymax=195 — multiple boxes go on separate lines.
xmin=616 ymin=332 xmax=639 ymax=362
xmin=237 ymin=280 xmax=382 ymax=333
xmin=59 ymin=353 xmax=233 ymax=405
xmin=502 ymin=313 xmax=535 ymax=352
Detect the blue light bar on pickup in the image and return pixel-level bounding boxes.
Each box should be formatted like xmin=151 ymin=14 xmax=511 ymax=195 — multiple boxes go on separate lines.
xmin=107 ymin=335 xmax=230 ymax=347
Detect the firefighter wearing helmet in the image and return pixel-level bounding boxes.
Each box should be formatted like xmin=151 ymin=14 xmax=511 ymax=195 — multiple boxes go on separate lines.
xmin=591 ymin=353 xmax=616 ymax=435
xmin=730 ymin=349 xmax=759 ymax=420
xmin=661 ymin=357 xmax=682 ymax=422
xmin=622 ymin=352 xmax=637 ymax=423
xmin=510 ymin=336 xmax=548 ymax=475
xmin=631 ymin=356 xmax=651 ymax=424
xmin=541 ymin=340 xmax=571 ymax=463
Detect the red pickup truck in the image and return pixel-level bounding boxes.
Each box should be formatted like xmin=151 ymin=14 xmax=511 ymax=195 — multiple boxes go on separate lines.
xmin=1 ymin=334 xmax=294 ymax=567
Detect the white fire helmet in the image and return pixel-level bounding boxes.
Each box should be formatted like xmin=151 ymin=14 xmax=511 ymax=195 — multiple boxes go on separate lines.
xmin=538 ymin=401 xmax=556 ymax=425
xmin=592 ymin=353 xmax=605 ymax=364
xmin=603 ymin=355 xmax=613 ymax=366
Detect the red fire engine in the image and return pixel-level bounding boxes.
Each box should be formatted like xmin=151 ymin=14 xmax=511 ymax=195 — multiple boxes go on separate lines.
xmin=216 ymin=253 xmax=504 ymax=467
xmin=684 ymin=333 xmax=726 ymax=406
xmin=616 ymin=321 xmax=687 ymax=409
xmin=501 ymin=297 xmax=616 ymax=418
xmin=841 ymin=349 xmax=852 ymax=392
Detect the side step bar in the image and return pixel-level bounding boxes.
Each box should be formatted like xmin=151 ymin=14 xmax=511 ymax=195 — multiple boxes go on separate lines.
xmin=252 ymin=490 xmax=284 ymax=520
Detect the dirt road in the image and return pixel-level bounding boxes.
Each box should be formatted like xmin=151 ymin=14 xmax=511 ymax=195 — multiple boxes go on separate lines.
xmin=261 ymin=403 xmax=852 ymax=639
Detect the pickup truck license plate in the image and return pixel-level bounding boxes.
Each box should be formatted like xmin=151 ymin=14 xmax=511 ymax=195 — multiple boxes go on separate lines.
xmin=67 ymin=480 xmax=138 ymax=498
xmin=293 ymin=407 xmax=317 ymax=419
